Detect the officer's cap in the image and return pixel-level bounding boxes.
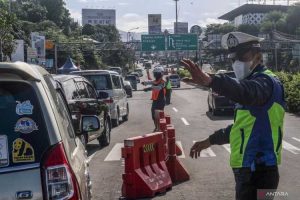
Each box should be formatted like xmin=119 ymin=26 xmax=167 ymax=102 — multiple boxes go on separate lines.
xmin=221 ymin=32 xmax=264 ymax=58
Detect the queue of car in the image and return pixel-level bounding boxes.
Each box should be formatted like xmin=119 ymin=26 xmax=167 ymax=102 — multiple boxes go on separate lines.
xmin=0 ymin=62 xmax=140 ymax=200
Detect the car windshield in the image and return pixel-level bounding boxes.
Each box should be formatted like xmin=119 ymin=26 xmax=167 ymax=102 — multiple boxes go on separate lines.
xmin=0 ymin=82 xmax=50 ymax=168
xmin=125 ymin=76 xmax=136 ymax=81
xmin=169 ymin=75 xmax=179 ymax=79
xmin=83 ymin=74 xmax=112 ymax=90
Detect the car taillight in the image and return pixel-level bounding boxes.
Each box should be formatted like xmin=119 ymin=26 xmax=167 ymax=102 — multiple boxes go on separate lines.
xmin=42 ymin=143 xmax=80 ymax=200
xmin=104 ymin=97 xmax=114 ymax=104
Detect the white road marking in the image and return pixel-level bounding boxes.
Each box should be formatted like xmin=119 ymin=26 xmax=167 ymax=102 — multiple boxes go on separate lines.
xmin=172 ymin=107 xmax=178 ymax=112
xmin=176 ymin=141 xmax=185 ymax=158
xmin=283 ymin=140 xmax=300 ymax=154
xmin=292 ymin=137 xmax=300 ymax=143
xmin=193 ymin=141 xmax=216 ymax=157
xmin=87 ymin=152 xmax=97 ymax=163
xmin=181 ymin=117 xmax=190 ymax=126
xmin=223 ymin=144 xmax=231 ymax=153
xmin=104 ymin=143 xmax=124 ymax=161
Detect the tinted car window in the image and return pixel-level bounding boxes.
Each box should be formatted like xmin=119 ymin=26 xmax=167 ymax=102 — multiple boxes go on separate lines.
xmin=84 ymin=75 xmax=112 ymax=90
xmin=170 ymin=75 xmax=180 ymax=79
xmin=0 ymin=82 xmax=50 ymax=168
xmin=112 ymin=75 xmax=121 ymax=89
xmin=44 ymin=75 xmax=77 ymax=149
xmin=63 ymin=79 xmax=79 ymax=100
xmin=76 ymin=81 xmax=89 ymax=98
xmin=86 ymin=83 xmax=98 ymax=99
xmin=125 ymin=76 xmax=137 ymax=81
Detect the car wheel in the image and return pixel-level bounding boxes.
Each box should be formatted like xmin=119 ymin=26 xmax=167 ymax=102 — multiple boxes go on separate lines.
xmin=99 ymin=118 xmax=111 ymax=147
xmin=112 ymin=109 xmax=120 ymax=127
xmin=80 ymin=133 xmax=88 ymax=149
xmin=123 ymin=104 xmax=129 ymax=121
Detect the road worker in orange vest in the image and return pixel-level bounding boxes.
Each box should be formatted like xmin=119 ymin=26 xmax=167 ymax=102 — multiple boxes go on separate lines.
xmin=143 ymin=66 xmax=166 ymax=131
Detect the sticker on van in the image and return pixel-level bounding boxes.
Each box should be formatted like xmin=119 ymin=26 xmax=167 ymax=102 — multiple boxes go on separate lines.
xmin=16 ymin=100 xmax=34 ymax=115
xmin=14 ymin=118 xmax=38 ymax=134
xmin=12 ymin=138 xmax=35 ymax=163
xmin=0 ymin=135 xmax=9 ymax=167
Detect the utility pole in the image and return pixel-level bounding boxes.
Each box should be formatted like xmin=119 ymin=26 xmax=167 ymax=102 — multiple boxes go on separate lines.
xmin=174 ymin=0 xmax=179 ymax=34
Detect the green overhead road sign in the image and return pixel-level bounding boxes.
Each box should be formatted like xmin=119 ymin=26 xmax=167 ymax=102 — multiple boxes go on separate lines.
xmin=167 ymin=34 xmax=198 ymax=51
xmin=141 ymin=35 xmax=165 ymax=51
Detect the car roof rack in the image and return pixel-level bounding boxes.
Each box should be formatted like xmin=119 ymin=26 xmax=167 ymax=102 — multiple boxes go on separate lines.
xmin=0 ymin=62 xmax=41 ymax=82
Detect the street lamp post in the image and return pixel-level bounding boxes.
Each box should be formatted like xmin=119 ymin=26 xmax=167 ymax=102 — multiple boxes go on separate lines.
xmin=127 ymin=27 xmax=139 ymax=42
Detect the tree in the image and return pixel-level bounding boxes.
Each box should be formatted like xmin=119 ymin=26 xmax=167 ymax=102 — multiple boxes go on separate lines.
xmin=260 ymin=11 xmax=286 ymax=33
xmin=39 ymin=0 xmax=70 ymax=27
xmin=82 ymin=24 xmax=95 ymax=36
xmin=237 ymin=24 xmax=259 ymax=36
xmin=285 ymin=4 xmax=300 ymax=34
xmin=0 ymin=2 xmax=17 ymax=61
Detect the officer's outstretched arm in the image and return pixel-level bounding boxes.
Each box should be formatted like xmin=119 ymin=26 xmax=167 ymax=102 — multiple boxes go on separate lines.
xmin=211 ymin=75 xmax=273 ymax=106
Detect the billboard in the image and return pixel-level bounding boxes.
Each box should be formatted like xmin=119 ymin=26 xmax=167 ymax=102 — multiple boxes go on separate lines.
xmin=82 ymin=9 xmax=116 ymax=26
xmin=174 ymin=22 xmax=188 ymax=34
xmin=148 ymin=14 xmax=162 ymax=35
xmin=31 ymin=32 xmax=45 ymax=65
xmin=11 ymin=40 xmax=24 ymax=62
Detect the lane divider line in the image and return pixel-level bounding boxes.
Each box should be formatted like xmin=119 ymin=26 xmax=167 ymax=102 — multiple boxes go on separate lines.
xmin=172 ymin=107 xmax=178 ymax=112
xmin=181 ymin=117 xmax=190 ymax=126
xmin=283 ymin=140 xmax=300 ymax=154
xmin=104 ymin=143 xmax=124 ymax=161
xmin=87 ymin=152 xmax=97 ymax=163
xmin=223 ymin=144 xmax=231 ymax=153
xmin=193 ymin=141 xmax=216 ymax=157
xmin=292 ymin=137 xmax=300 ymax=143
xmin=176 ymin=141 xmax=186 ymax=158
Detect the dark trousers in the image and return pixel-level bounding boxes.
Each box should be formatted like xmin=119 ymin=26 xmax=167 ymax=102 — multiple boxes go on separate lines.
xmin=166 ymin=89 xmax=171 ymax=105
xmin=233 ymin=166 xmax=279 ymax=200
xmin=151 ymin=102 xmax=165 ymax=121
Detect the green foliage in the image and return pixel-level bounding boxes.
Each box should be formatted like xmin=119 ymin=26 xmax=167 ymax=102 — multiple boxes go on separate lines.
xmin=275 ymin=71 xmax=300 ymax=113
xmin=237 ymin=24 xmax=259 ymax=36
xmin=177 ymin=69 xmax=191 ymax=78
xmin=205 ymin=23 xmax=236 ymax=36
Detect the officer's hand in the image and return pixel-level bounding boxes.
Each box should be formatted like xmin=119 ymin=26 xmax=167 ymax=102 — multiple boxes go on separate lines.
xmin=190 ymin=139 xmax=211 ymax=159
xmin=180 ymin=59 xmax=212 ymax=86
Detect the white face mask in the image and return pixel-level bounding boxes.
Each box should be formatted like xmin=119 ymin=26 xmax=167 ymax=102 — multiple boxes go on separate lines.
xmin=232 ymin=60 xmax=253 ymax=80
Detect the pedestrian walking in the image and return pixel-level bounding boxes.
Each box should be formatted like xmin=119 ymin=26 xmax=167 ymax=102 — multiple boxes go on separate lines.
xmin=181 ymin=32 xmax=286 ymax=200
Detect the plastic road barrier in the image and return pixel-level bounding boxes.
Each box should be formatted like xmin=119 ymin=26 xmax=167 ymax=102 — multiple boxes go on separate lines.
xmin=121 ymin=132 xmax=172 ymax=199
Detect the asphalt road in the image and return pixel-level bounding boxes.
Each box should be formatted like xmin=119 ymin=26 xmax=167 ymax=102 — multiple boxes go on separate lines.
xmin=87 ymin=73 xmax=300 ymax=200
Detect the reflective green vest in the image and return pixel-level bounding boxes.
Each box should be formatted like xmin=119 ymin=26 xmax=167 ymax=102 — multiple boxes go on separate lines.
xmin=166 ymin=80 xmax=172 ymax=90
xmin=230 ymin=69 xmax=285 ymax=169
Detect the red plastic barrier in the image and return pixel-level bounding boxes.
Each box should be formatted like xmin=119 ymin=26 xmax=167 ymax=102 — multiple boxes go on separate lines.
xmin=122 ymin=132 xmax=172 ymax=199
xmin=165 ymin=127 xmax=190 ymax=184
xmin=165 ymin=115 xmax=171 ymax=125
xmin=158 ymin=115 xmax=182 ymax=157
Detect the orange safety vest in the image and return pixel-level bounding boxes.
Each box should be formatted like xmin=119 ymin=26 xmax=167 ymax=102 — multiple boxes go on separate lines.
xmin=151 ymin=79 xmax=166 ymax=101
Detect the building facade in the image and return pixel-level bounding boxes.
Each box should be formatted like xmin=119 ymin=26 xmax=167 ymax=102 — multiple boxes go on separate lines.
xmin=219 ymin=4 xmax=289 ymax=27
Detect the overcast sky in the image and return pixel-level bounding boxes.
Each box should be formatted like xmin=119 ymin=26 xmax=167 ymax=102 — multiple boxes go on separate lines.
xmin=65 ymin=0 xmax=292 ymax=32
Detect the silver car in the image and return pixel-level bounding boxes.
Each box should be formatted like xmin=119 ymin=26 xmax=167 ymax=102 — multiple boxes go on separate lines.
xmin=0 ymin=62 xmax=95 ymax=200
xmin=72 ymin=70 xmax=129 ymax=127
xmin=169 ymin=74 xmax=181 ymax=88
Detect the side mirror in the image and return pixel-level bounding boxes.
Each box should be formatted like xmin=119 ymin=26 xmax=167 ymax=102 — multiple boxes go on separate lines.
xmin=98 ymin=91 xmax=109 ymax=99
xmin=82 ymin=116 xmax=100 ymax=132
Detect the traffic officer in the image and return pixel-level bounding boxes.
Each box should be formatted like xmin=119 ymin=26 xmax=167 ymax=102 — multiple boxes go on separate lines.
xmin=165 ymin=76 xmax=172 ymax=105
xmin=143 ymin=66 xmax=166 ymax=130
xmin=181 ymin=32 xmax=285 ymax=200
